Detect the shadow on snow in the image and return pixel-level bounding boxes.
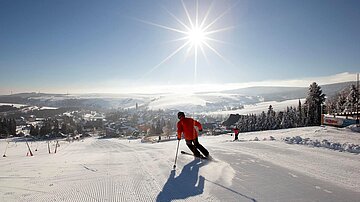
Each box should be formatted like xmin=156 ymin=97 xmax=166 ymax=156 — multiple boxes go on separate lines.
xmin=156 ymin=159 xmax=205 ymax=202
xmin=156 ymin=158 xmax=257 ymax=202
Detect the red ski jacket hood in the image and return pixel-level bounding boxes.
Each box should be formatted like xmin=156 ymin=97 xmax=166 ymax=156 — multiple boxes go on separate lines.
xmin=177 ymin=117 xmax=202 ymax=140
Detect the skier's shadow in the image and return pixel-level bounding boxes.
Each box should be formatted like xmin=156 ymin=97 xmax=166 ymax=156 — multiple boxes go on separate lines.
xmin=156 ymin=159 xmax=207 ymax=202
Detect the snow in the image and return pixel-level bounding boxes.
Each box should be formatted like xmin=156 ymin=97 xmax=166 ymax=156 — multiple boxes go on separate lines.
xmin=148 ymin=94 xmax=207 ymax=110
xmin=212 ymin=126 xmax=360 ymax=192
xmin=233 ymin=126 xmax=360 ymax=145
xmin=0 ymin=103 xmax=57 ymax=111
xmin=38 ymin=106 xmax=58 ymax=110
xmin=0 ymin=126 xmax=359 ymax=201
xmin=208 ymin=98 xmax=305 ymax=115
xmin=0 ymin=103 xmax=27 ymax=108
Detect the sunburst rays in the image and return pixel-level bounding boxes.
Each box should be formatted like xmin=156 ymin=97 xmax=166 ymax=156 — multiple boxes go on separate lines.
xmin=139 ymin=0 xmax=236 ymax=81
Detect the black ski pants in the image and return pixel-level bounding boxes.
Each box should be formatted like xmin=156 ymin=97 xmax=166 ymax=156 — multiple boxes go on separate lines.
xmin=186 ymin=137 xmax=209 ymax=157
xmin=234 ymin=133 xmax=239 ymax=141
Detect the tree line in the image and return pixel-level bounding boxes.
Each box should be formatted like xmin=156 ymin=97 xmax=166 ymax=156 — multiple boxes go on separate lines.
xmin=29 ymin=115 xmax=87 ymax=139
xmin=232 ymin=82 xmax=326 ymax=133
xmin=0 ymin=118 xmax=16 ymax=138
xmin=325 ymin=84 xmax=359 ymax=115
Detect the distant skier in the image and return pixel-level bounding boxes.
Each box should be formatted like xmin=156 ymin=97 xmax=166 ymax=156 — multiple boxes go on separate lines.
xmin=233 ymin=126 xmax=239 ymax=141
xmin=177 ymin=112 xmax=209 ymax=158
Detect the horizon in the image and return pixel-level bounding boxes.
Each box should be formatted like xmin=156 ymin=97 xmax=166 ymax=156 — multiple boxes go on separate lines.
xmin=1 ymin=72 xmax=357 ymax=96
xmin=1 ymin=0 xmax=359 ymax=95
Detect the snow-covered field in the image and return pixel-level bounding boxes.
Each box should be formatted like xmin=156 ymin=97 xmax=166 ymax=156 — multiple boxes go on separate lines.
xmin=207 ymin=98 xmax=305 ymax=116
xmin=0 ymin=103 xmax=27 ymax=108
xmin=1 ymin=126 xmax=359 ymax=201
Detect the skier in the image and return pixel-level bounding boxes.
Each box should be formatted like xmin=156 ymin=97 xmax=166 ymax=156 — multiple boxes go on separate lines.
xmin=177 ymin=112 xmax=209 ymax=158
xmin=233 ymin=126 xmax=239 ymax=141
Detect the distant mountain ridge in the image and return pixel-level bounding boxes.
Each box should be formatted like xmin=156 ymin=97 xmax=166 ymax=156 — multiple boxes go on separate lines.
xmin=222 ymin=81 xmax=355 ymax=102
xmin=0 ymin=81 xmax=356 ymax=112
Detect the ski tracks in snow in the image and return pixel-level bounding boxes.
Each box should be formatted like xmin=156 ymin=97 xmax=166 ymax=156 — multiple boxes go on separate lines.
xmin=16 ymin=139 xmax=160 ymax=201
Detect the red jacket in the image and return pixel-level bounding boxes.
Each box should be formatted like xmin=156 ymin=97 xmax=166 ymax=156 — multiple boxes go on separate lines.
xmin=177 ymin=117 xmax=203 ymax=140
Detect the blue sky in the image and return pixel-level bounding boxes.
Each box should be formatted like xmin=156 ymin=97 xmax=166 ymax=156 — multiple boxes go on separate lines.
xmin=0 ymin=0 xmax=359 ymax=94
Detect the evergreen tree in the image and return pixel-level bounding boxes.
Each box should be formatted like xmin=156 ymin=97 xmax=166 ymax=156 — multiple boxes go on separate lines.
xmin=76 ymin=124 xmax=83 ymax=134
xmin=61 ymin=123 xmax=68 ymax=134
xmin=259 ymin=111 xmax=266 ymax=130
xmin=0 ymin=119 xmax=7 ymax=138
xmin=297 ymin=100 xmax=303 ymax=126
xmin=275 ymin=111 xmax=283 ymax=129
xmin=281 ymin=108 xmax=290 ymax=128
xmin=305 ymin=82 xmax=326 ymax=126
xmin=53 ymin=119 xmax=59 ymax=134
xmin=337 ymin=91 xmax=348 ymax=113
xmin=266 ymin=105 xmax=276 ymax=130
xmin=30 ymin=125 xmax=40 ymax=137
xmin=250 ymin=114 xmax=257 ymax=131
xmin=287 ymin=107 xmax=296 ymax=128
xmin=325 ymin=96 xmax=337 ymax=115
xmin=0 ymin=120 xmax=4 ymax=136
xmin=9 ymin=118 xmax=16 ymax=136
xmin=39 ymin=125 xmax=47 ymax=137
xmin=30 ymin=125 xmax=35 ymax=136
xmin=346 ymin=84 xmax=359 ymax=114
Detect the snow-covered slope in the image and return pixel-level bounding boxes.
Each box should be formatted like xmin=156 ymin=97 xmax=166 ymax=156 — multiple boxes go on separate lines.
xmin=1 ymin=126 xmax=359 ymax=201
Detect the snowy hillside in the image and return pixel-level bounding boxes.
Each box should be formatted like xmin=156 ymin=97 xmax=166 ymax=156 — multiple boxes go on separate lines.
xmin=1 ymin=126 xmax=359 ymax=201
xmin=147 ymin=93 xmax=262 ymax=112
xmin=0 ymin=81 xmax=354 ymax=113
xmin=207 ymin=98 xmax=305 ymax=116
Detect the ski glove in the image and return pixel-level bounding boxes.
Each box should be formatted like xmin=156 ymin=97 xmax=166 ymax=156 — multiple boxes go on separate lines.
xmin=199 ymin=130 xmax=203 ymax=132
xmin=177 ymin=137 xmax=181 ymax=140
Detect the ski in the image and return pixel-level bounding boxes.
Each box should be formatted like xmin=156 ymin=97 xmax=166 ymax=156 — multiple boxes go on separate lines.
xmin=180 ymin=150 xmax=208 ymax=160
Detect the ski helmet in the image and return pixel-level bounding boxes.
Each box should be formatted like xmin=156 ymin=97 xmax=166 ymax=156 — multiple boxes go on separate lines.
xmin=177 ymin=112 xmax=185 ymax=119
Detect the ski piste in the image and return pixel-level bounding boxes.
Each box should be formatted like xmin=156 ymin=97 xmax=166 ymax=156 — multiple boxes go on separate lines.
xmin=180 ymin=150 xmax=209 ymax=160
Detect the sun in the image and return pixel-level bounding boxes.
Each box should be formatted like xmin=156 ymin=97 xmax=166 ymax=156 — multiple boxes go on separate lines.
xmin=187 ymin=27 xmax=206 ymax=47
xmin=138 ymin=0 xmax=235 ymax=81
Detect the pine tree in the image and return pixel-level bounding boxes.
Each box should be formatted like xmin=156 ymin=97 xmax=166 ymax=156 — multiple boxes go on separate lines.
xmin=259 ymin=111 xmax=266 ymax=130
xmin=275 ymin=111 xmax=283 ymax=129
xmin=30 ymin=125 xmax=40 ymax=137
xmin=305 ymin=82 xmax=326 ymax=126
xmin=250 ymin=114 xmax=257 ymax=131
xmin=267 ymin=105 xmax=276 ymax=130
xmin=325 ymin=96 xmax=337 ymax=115
xmin=0 ymin=120 xmax=3 ymax=137
xmin=287 ymin=107 xmax=296 ymax=128
xmin=337 ymin=91 xmax=348 ymax=114
xmin=53 ymin=119 xmax=59 ymax=134
xmin=11 ymin=118 xmax=16 ymax=136
xmin=346 ymin=85 xmax=359 ymax=114
xmin=30 ymin=125 xmax=35 ymax=136
xmin=0 ymin=119 xmax=7 ymax=138
xmin=297 ymin=100 xmax=303 ymax=126
xmin=61 ymin=123 xmax=68 ymax=134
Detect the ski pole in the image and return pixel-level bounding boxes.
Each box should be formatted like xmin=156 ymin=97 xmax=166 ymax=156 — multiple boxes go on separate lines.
xmin=25 ymin=141 xmax=33 ymax=156
xmin=173 ymin=140 xmax=180 ymax=169
xmin=3 ymin=142 xmax=9 ymax=157
xmin=54 ymin=140 xmax=58 ymax=153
